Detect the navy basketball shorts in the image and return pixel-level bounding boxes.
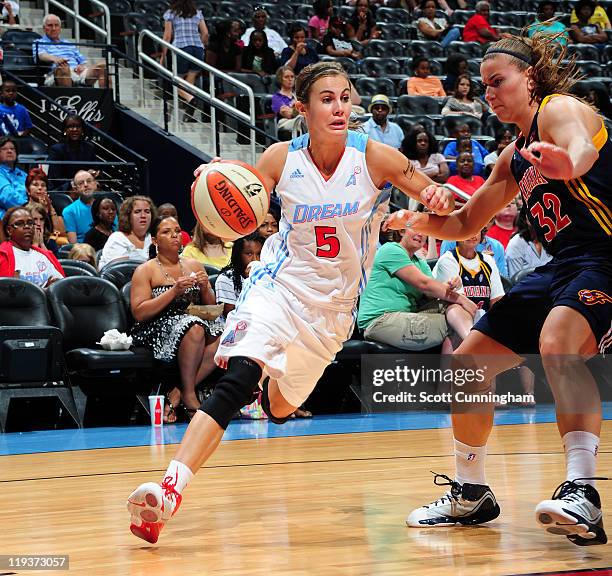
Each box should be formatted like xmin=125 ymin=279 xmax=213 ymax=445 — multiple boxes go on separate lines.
xmin=474 ymin=250 xmax=612 ymax=354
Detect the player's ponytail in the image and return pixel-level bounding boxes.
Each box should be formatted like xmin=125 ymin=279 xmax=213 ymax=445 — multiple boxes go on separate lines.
xmin=483 ymin=32 xmax=581 ymax=105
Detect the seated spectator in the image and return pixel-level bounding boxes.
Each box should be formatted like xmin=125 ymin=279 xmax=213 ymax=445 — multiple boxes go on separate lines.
xmin=484 ymin=128 xmax=514 ymax=175
xmin=433 ymin=229 xmax=505 ymax=323
xmin=0 ymin=206 xmax=65 ymax=286
xmin=0 ymin=136 xmax=27 ymax=220
xmin=160 ymin=0 xmax=209 ymax=111
xmin=322 ymin=17 xmax=362 ymax=60
xmin=27 ymin=201 xmax=60 ymax=255
xmin=280 ymin=24 xmax=320 ymax=75
xmin=84 ymin=196 xmax=117 ymax=251
xmin=357 ymin=225 xmax=477 ymax=351
xmin=440 ymin=230 xmax=508 ymax=278
xmin=309 ymin=0 xmax=333 ymax=40
xmin=0 ymin=81 xmax=33 ymax=137
xmin=62 ymin=170 xmax=99 ymax=243
xmin=407 ymin=57 xmax=446 ymax=97
xmin=241 ymin=30 xmax=278 ymax=77
xmin=241 ymin=6 xmax=287 ymax=58
xmin=271 ymin=66 xmax=302 ymax=141
xmin=68 ymin=242 xmax=98 ymax=268
xmin=157 ymin=203 xmax=191 ymax=246
xmin=445 ymin=152 xmax=486 ymax=200
xmin=443 ymin=53 xmax=468 ymax=95
xmin=401 ymin=128 xmax=449 ymax=183
xmin=527 ymin=0 xmax=570 ymax=45
xmin=33 ymin=15 xmax=108 ymax=87
xmin=570 ymin=0 xmax=611 ymax=31
xmin=98 ymin=196 xmax=155 ymax=269
xmin=182 ymin=224 xmax=231 ymax=269
xmin=215 ymin=232 xmax=264 ymax=318
xmin=1 ymin=0 xmax=17 ymax=24
xmin=131 ymin=216 xmax=222 ymax=422
xmin=206 ymin=20 xmax=242 ymax=72
xmin=442 ymin=123 xmax=488 ymax=175
xmin=363 ymin=94 xmax=404 ymax=150
xmin=486 ymin=198 xmax=518 ymax=249
xmin=47 ymin=114 xmax=97 ymax=190
xmin=463 ymin=1 xmax=501 ymax=44
xmin=416 ymin=0 xmax=461 ymax=47
xmin=570 ymin=0 xmax=608 ymax=47
xmin=346 ymin=0 xmax=381 ymax=46
xmin=506 ymin=211 xmax=552 ymax=279
xmin=441 ymin=75 xmax=489 ymax=119
xmin=25 ymin=168 xmax=67 ymax=244
xmin=257 ymin=205 xmax=280 ymax=239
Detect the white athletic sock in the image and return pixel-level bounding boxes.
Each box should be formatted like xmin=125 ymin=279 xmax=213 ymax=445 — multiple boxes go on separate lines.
xmin=163 ymin=459 xmax=194 ymax=494
xmin=563 ymin=431 xmax=599 ymax=488
xmin=454 ymin=439 xmax=487 ymax=486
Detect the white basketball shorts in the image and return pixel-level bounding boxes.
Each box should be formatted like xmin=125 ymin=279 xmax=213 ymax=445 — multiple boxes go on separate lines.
xmin=215 ymin=279 xmax=354 ymax=408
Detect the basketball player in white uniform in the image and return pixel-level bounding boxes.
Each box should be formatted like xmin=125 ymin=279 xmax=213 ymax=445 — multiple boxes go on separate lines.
xmin=126 ymin=61 xmax=455 ymax=544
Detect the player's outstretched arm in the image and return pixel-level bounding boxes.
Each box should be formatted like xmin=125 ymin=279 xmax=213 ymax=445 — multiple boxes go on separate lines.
xmin=519 ymin=96 xmax=600 ymax=181
xmin=366 ymin=139 xmax=454 ymax=215
xmin=385 ymin=144 xmax=520 ymax=240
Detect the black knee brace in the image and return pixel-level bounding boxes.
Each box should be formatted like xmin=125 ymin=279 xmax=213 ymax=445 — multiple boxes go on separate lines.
xmin=201 ymin=356 xmax=262 ymax=429
xmin=260 ymin=377 xmax=291 ymax=425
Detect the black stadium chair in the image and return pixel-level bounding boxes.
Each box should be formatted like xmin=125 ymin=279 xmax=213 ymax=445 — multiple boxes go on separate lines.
xmin=397 ymin=94 xmax=441 ymax=114
xmin=355 ymin=77 xmax=397 ymax=97
xmin=446 ymin=41 xmax=483 ymax=59
xmin=360 ymin=57 xmax=402 ymax=77
xmin=58 ymin=260 xmax=99 ymax=277
xmin=442 ymin=114 xmax=483 ymax=136
xmin=49 ymin=192 xmax=73 ymax=216
xmin=408 ymin=40 xmax=446 ymax=59
xmin=0 ymin=278 xmax=80 ymax=431
xmin=47 ymin=277 xmax=154 ymax=425
xmin=365 ymin=40 xmax=404 ymax=58
xmin=57 ymin=243 xmax=74 ymax=258
xmin=100 ymin=259 xmax=142 ymax=290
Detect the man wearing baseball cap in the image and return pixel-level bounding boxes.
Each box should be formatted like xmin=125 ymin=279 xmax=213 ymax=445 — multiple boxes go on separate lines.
xmin=363 ymin=94 xmax=404 ymax=150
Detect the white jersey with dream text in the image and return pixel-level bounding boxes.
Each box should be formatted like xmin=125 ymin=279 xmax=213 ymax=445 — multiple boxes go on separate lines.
xmin=243 ymin=130 xmax=390 ymax=312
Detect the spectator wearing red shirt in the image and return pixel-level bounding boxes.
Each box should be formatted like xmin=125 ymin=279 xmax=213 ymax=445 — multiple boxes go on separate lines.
xmin=463 ymin=1 xmax=500 ymax=44
xmin=446 ymin=152 xmax=485 ymax=203
xmin=486 ymin=199 xmax=518 ymax=249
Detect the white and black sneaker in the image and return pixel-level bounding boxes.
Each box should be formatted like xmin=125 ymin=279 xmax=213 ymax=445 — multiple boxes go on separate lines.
xmin=535 ymin=477 xmax=608 ymax=546
xmin=406 ymin=472 xmax=500 ymax=527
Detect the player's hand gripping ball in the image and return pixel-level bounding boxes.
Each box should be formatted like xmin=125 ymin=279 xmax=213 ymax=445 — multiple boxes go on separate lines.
xmin=191 ymin=160 xmax=270 ymax=241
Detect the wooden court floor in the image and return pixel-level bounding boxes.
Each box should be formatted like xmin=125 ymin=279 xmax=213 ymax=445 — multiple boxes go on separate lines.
xmin=3 ymin=421 xmax=612 ymax=576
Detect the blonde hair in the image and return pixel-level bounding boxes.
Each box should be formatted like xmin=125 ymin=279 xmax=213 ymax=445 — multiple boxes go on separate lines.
xmin=483 ymin=32 xmax=581 ymax=105
xmin=68 ymin=243 xmax=97 ymax=268
xmin=191 ymin=223 xmax=224 ymax=255
xmin=295 ymin=61 xmax=350 ymax=104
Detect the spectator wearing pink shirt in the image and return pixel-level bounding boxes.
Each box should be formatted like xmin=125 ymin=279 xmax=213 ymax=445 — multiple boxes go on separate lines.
xmin=308 ymin=0 xmax=333 ymax=40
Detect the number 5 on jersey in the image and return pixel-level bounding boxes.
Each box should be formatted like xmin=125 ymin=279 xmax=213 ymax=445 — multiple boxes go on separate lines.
xmin=315 ymin=226 xmax=340 ymax=258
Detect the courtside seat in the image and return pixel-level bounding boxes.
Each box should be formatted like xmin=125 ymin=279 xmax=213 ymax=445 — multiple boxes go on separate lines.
xmin=337 ymin=339 xmax=406 ymax=361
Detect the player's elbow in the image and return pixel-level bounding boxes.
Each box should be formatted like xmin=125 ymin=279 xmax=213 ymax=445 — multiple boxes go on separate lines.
xmin=571 ymin=142 xmax=598 ymax=179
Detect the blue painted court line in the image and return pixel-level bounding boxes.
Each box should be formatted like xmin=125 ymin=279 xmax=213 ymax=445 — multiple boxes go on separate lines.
xmin=2 ymin=404 xmax=612 ymax=457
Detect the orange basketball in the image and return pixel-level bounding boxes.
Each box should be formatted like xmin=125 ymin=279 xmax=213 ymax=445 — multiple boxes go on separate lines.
xmin=191 ymin=160 xmax=270 ymax=241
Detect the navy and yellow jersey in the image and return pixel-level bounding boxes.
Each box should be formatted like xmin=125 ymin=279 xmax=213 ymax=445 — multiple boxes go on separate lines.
xmin=510 ymin=94 xmax=612 ymax=256
xmin=451 ymin=248 xmax=493 ymax=311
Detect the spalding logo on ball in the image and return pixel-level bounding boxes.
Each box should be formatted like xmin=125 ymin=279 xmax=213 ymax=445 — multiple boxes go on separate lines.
xmin=191 ymin=160 xmax=270 ymax=241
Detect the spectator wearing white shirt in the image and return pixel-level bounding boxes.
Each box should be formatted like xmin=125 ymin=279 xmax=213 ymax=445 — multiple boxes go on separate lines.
xmin=505 ymin=211 xmax=552 ymax=280
xmin=215 ymin=233 xmax=263 ymax=318
xmin=240 ymin=5 xmax=287 ymax=57
xmin=99 ymin=196 xmax=156 ymax=269
xmin=433 ymin=229 xmax=505 ymax=326
xmin=362 ymin=94 xmax=404 ymax=150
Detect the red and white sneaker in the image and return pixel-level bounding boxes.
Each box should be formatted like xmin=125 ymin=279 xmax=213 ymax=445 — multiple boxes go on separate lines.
xmin=127 ymin=471 xmax=183 ymax=543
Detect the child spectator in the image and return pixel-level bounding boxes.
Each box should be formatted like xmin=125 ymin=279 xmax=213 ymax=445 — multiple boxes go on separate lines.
xmin=0 ymin=81 xmax=33 ymax=137
xmin=442 ymin=123 xmax=488 ymax=176
xmin=445 ymin=151 xmax=485 ymax=204
xmin=407 ymin=57 xmax=446 ymax=97
xmin=68 ymin=242 xmax=98 ymax=268
xmin=309 ymin=0 xmax=333 ymax=40
xmin=241 ymin=30 xmax=278 ymax=77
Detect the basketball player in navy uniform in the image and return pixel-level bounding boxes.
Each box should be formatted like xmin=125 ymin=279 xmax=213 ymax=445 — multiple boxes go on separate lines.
xmin=388 ymin=34 xmax=612 ymax=545
xmin=125 ymin=61 xmax=456 ymax=544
